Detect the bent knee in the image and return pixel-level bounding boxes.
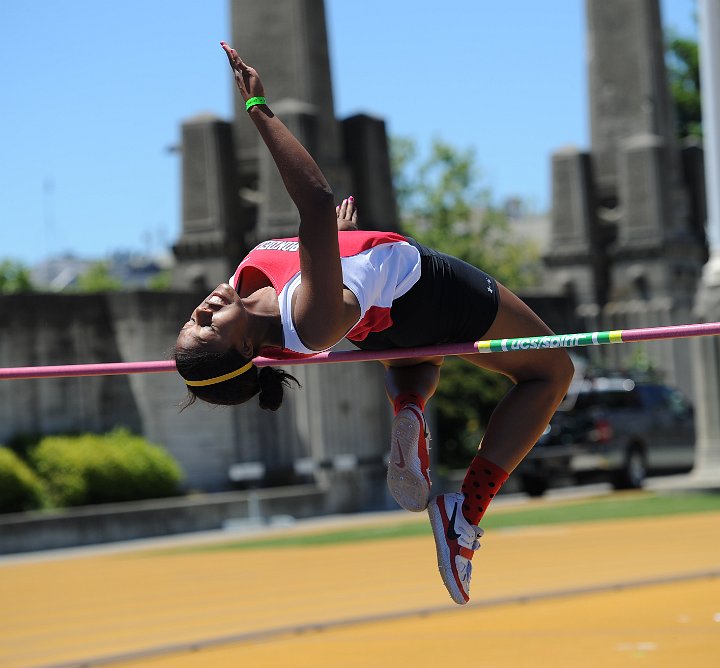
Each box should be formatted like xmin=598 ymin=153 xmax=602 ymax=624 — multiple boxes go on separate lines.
xmin=538 ymin=351 xmax=575 ymax=403
xmin=383 ymin=355 xmax=444 ymax=368
xmin=516 ymin=349 xmax=574 ymax=393
xmin=552 ymin=351 xmax=575 ymax=388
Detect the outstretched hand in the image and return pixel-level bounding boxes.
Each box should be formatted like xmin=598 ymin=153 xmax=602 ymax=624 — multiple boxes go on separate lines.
xmin=220 ymin=41 xmax=264 ymax=101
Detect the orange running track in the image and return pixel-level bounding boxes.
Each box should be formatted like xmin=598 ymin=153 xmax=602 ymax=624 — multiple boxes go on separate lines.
xmin=1 ymin=505 xmax=719 ymax=667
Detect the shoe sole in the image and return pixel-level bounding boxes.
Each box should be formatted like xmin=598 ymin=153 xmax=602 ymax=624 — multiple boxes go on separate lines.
xmin=427 ymin=498 xmax=468 ymax=605
xmin=387 ymin=411 xmax=430 ymax=512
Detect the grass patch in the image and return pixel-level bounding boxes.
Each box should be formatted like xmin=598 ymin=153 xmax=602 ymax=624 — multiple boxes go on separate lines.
xmin=156 ymin=491 xmax=720 ymax=554
xmin=483 ymin=491 xmax=720 ymax=529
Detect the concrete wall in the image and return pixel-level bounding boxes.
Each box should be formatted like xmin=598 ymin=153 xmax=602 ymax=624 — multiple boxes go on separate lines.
xmin=0 ymin=290 xmax=242 ymax=491
xmin=0 ymin=486 xmax=326 ymax=554
xmin=0 ymin=290 xmax=392 ymax=498
xmin=1 ymin=291 xmax=257 ymax=491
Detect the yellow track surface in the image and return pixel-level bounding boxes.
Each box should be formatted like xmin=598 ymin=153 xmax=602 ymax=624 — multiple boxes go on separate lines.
xmin=1 ymin=509 xmax=719 ymax=667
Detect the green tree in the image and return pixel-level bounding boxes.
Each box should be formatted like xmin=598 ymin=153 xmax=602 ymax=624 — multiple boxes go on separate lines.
xmin=391 ymin=137 xmax=541 ymax=467
xmin=0 ymin=260 xmax=34 ymax=293
xmin=392 ymin=139 xmax=541 ymax=288
xmin=666 ymin=31 xmax=702 ymax=139
xmin=148 ymin=269 xmax=172 ymax=291
xmin=74 ymin=262 xmax=123 ymax=293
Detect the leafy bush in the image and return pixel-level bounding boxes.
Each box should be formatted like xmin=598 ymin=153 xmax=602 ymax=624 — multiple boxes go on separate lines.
xmin=73 ymin=262 xmax=123 ymax=293
xmin=0 ymin=447 xmax=46 ymax=513
xmin=5 ymin=431 xmax=43 ymax=460
xmin=31 ymin=429 xmax=183 ymax=507
xmin=148 ymin=269 xmax=171 ymax=291
xmin=0 ymin=259 xmax=34 ymax=293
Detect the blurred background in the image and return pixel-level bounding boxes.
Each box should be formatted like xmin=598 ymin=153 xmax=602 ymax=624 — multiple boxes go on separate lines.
xmin=3 ymin=2 xmax=720 ymax=667
xmin=1 ymin=0 xmax=718 ymax=550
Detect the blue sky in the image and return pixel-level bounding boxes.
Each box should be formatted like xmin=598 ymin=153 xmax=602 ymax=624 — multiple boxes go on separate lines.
xmin=0 ymin=1 xmax=697 ymax=265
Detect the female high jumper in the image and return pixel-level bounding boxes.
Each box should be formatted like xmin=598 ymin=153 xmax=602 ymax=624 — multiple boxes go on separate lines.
xmin=174 ymin=42 xmax=574 ymax=605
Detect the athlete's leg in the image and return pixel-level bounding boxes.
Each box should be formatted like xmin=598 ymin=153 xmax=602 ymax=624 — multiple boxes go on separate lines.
xmin=460 ymin=283 xmax=574 ymax=474
xmin=382 ymin=356 xmax=443 ymax=411
xmin=383 ymin=356 xmax=443 ymax=512
xmin=429 ymin=284 xmax=573 ymax=604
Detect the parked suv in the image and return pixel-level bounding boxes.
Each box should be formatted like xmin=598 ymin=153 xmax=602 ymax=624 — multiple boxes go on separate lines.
xmin=517 ymin=377 xmax=696 ymax=496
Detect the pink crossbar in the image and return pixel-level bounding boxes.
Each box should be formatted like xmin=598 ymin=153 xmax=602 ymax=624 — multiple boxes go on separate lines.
xmin=0 ymin=342 xmax=477 ymax=380
xmin=2 ymin=321 xmax=720 ymax=381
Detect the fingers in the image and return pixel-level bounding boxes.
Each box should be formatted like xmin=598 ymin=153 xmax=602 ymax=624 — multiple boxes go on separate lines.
xmin=336 ymin=196 xmax=359 ymax=230
xmin=337 ymin=196 xmax=355 ymax=218
xmin=220 ymin=42 xmax=246 ymax=70
xmin=235 ymin=54 xmax=250 ymax=71
xmin=220 ymin=41 xmax=234 ymax=65
xmin=348 ymin=196 xmax=358 ymax=222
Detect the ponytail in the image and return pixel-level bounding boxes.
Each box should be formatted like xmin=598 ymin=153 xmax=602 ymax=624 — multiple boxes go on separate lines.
xmin=257 ymin=365 xmax=297 ymax=410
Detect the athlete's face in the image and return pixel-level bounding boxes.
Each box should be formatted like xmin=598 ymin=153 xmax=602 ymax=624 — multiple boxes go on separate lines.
xmin=176 ymin=283 xmax=247 ymax=353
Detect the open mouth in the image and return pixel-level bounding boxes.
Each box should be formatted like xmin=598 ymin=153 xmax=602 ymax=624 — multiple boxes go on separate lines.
xmin=202 ymin=284 xmax=235 ymax=310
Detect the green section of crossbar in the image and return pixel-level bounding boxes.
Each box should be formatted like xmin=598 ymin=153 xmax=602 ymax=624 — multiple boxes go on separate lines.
xmin=474 ymin=329 xmax=623 ymax=353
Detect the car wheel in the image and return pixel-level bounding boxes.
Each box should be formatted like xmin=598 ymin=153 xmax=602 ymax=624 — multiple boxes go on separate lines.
xmin=612 ymin=446 xmax=647 ymax=490
xmin=520 ymin=474 xmax=549 ymax=497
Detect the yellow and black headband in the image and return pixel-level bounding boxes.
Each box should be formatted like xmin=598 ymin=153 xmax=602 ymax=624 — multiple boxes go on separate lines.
xmin=184 ymin=360 xmax=254 ymax=387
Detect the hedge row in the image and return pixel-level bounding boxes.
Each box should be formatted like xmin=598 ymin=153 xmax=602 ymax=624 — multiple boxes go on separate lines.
xmin=0 ymin=429 xmax=183 ymax=513
xmin=0 ymin=448 xmax=46 ymax=513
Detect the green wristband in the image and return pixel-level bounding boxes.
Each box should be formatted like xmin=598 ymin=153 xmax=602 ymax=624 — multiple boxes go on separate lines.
xmin=245 ymin=96 xmax=267 ymax=111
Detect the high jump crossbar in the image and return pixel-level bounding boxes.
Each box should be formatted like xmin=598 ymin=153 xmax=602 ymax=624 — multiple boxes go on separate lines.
xmin=1 ymin=321 xmax=720 ymax=381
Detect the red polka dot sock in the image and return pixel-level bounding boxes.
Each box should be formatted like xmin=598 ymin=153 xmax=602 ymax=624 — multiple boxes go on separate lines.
xmin=393 ymin=392 xmax=426 ymax=415
xmin=460 ymin=456 xmax=509 ymax=526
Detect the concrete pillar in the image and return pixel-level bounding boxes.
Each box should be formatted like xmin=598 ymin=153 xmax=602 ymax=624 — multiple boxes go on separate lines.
xmin=172 ymin=115 xmax=244 ymax=290
xmin=341 ymin=114 xmax=399 ymax=232
xmin=230 ymin=0 xmax=342 ymax=185
xmin=544 ymin=148 xmax=604 ymax=305
xmin=586 ymin=0 xmax=679 ymax=199
xmin=691 ymin=0 xmax=720 ymax=479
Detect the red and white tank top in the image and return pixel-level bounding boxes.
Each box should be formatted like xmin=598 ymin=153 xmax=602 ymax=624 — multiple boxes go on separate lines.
xmin=229 ymin=231 xmax=421 ymax=356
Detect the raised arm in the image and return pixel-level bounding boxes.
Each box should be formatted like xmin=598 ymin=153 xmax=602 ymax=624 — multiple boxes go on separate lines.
xmin=221 ymin=43 xmax=354 ymax=349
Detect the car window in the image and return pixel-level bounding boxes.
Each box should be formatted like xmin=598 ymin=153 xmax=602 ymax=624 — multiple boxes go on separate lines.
xmin=636 ymin=385 xmax=671 ymax=409
xmin=667 ymin=388 xmax=692 ymax=417
xmin=564 ymin=382 xmax=692 ymax=416
xmin=573 ymin=390 xmax=640 ymax=410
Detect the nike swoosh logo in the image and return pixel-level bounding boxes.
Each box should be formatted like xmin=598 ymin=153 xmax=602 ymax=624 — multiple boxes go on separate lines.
xmin=393 ymin=439 xmax=406 ymax=468
xmin=446 ymin=502 xmax=461 ymax=541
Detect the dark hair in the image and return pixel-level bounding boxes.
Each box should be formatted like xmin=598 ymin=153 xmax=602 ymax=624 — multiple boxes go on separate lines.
xmin=173 ymin=345 xmax=300 ymax=410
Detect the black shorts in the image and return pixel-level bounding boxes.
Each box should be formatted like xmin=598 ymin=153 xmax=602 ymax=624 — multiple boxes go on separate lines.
xmin=351 ymin=238 xmax=499 ymax=350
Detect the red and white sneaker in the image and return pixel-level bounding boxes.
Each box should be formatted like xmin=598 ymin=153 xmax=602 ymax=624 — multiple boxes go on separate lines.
xmin=427 ymin=492 xmax=484 ymax=604
xmin=387 ymin=404 xmax=432 ymax=512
